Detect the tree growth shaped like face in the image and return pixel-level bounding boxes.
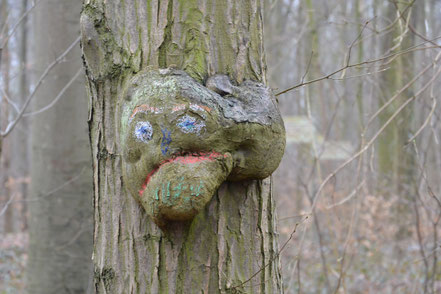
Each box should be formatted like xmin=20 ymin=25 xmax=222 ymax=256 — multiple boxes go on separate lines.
xmin=120 ymin=69 xmax=285 ymax=227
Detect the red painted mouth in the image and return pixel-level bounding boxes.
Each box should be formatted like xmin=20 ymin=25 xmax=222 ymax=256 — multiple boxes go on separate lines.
xmin=138 ymin=151 xmax=228 ymax=197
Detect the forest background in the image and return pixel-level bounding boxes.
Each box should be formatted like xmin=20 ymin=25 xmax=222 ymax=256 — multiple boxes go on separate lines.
xmin=1 ymin=0 xmax=440 ymax=293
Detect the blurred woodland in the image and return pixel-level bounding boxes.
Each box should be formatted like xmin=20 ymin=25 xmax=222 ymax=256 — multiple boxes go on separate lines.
xmin=1 ymin=0 xmax=441 ymax=293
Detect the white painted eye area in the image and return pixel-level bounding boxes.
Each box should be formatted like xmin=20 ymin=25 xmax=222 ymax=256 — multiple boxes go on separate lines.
xmin=134 ymin=121 xmax=153 ymax=143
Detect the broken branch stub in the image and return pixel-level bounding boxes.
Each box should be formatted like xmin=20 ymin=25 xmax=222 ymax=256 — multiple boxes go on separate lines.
xmin=120 ymin=68 xmax=285 ymax=227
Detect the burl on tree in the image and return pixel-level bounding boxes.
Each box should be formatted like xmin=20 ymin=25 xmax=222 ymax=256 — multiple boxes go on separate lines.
xmin=120 ymin=68 xmax=285 ymax=227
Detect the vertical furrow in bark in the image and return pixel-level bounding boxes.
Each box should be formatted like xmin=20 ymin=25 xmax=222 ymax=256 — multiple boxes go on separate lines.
xmin=245 ymin=181 xmax=261 ymax=291
xmin=259 ymin=179 xmax=268 ymax=293
xmin=124 ymin=0 xmax=139 ymax=55
xmin=261 ymin=180 xmax=268 ymax=290
xmin=137 ymin=0 xmax=150 ymax=66
xmin=151 ymin=226 xmax=161 ymax=293
xmin=125 ymin=213 xmax=134 ymax=292
xmin=216 ymin=188 xmax=226 ymax=292
xmin=269 ymin=178 xmax=281 ymax=291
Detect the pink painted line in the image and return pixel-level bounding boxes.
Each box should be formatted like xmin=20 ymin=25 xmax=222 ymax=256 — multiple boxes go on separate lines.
xmin=138 ymin=151 xmax=227 ymax=197
xmin=130 ymin=104 xmax=161 ymax=121
xmin=172 ymin=103 xmax=212 ymax=113
xmin=172 ymin=104 xmax=186 ymax=112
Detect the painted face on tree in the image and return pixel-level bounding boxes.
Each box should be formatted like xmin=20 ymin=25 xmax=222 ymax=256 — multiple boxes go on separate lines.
xmin=120 ymin=68 xmax=285 ymax=227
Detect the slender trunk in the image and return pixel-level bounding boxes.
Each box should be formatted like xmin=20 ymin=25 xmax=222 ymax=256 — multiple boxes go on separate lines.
xmin=377 ymin=1 xmax=417 ymax=243
xmin=26 ymin=0 xmax=93 ymax=293
xmin=8 ymin=0 xmax=30 ymax=232
xmin=81 ymin=1 xmax=283 ymax=293
xmin=355 ymin=0 xmax=364 ymax=131
xmin=0 ymin=0 xmax=13 ymax=233
xmin=377 ymin=2 xmax=415 ymax=192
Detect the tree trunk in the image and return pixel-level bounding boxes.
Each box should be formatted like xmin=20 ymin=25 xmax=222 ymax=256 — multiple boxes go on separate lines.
xmin=9 ymin=0 xmax=30 ymax=232
xmin=0 ymin=0 xmax=13 ymax=233
xmin=81 ymin=1 xmax=283 ymax=293
xmin=376 ymin=2 xmax=418 ymax=246
xmin=26 ymin=0 xmax=93 ymax=293
xmin=377 ymin=2 xmax=415 ymax=191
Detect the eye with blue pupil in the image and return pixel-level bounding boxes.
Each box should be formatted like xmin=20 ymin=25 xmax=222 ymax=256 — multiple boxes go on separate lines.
xmin=134 ymin=121 xmax=153 ymax=143
xmin=177 ymin=115 xmax=205 ymax=134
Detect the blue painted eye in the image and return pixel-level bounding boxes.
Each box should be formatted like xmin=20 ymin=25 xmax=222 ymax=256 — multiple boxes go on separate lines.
xmin=134 ymin=121 xmax=153 ymax=143
xmin=177 ymin=115 xmax=205 ymax=134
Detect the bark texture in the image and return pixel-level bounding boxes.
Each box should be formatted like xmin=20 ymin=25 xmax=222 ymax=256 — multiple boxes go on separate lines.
xmin=0 ymin=0 xmax=12 ymax=233
xmin=81 ymin=0 xmax=283 ymax=293
xmin=26 ymin=0 xmax=93 ymax=293
xmin=9 ymin=0 xmax=30 ymax=232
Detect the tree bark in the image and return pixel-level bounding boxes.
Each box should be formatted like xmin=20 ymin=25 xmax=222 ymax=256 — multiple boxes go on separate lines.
xmin=9 ymin=0 xmax=30 ymax=232
xmin=81 ymin=1 xmax=283 ymax=293
xmin=26 ymin=0 xmax=93 ymax=293
xmin=0 ymin=0 xmax=13 ymax=233
xmin=377 ymin=2 xmax=416 ymax=190
xmin=377 ymin=1 xmax=417 ymax=242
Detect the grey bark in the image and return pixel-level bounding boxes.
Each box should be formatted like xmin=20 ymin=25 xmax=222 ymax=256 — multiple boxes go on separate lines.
xmin=0 ymin=0 xmax=12 ymax=233
xmin=8 ymin=0 xmax=30 ymax=232
xmin=26 ymin=0 xmax=93 ymax=293
xmin=81 ymin=0 xmax=283 ymax=293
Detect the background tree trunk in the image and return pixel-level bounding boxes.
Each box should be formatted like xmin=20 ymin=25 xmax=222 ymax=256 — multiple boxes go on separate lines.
xmin=377 ymin=2 xmax=416 ymax=192
xmin=376 ymin=1 xmax=417 ymax=242
xmin=0 ymin=0 xmax=13 ymax=233
xmin=26 ymin=0 xmax=93 ymax=293
xmin=81 ymin=0 xmax=283 ymax=293
xmin=8 ymin=0 xmax=30 ymax=232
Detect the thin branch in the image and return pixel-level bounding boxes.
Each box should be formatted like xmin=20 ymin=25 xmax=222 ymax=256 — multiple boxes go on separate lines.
xmin=326 ymin=180 xmax=365 ymax=209
xmin=366 ymin=50 xmax=441 ymax=129
xmin=301 ymin=50 xmax=314 ymax=84
xmin=307 ymin=64 xmax=441 ymax=216
xmin=1 ymin=87 xmax=19 ymax=113
xmin=23 ymin=68 xmax=82 ymax=116
xmin=406 ymin=96 xmax=437 ymax=145
xmin=0 ymin=167 xmax=86 ymax=205
xmin=344 ymin=19 xmax=373 ymax=70
xmin=0 ymin=0 xmax=40 ymax=49
xmin=0 ymin=35 xmax=80 ymax=137
xmin=392 ymin=0 xmax=441 ymax=49
xmin=275 ymin=36 xmax=441 ymax=96
xmin=330 ymin=67 xmax=389 ymax=81
xmin=55 ymin=222 xmax=88 ymax=251
xmin=229 ymin=217 xmax=308 ymax=290
xmin=0 ymin=192 xmax=16 ymax=217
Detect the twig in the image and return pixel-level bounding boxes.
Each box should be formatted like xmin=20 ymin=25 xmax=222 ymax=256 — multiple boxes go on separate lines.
xmin=1 ymin=87 xmax=19 ymax=113
xmin=366 ymin=50 xmax=441 ymax=129
xmin=326 ymin=180 xmax=365 ymax=209
xmin=0 ymin=167 xmax=85 ymax=204
xmin=23 ymin=68 xmax=82 ymax=116
xmin=229 ymin=217 xmax=308 ymax=290
xmin=307 ymin=64 xmax=441 ymax=216
xmin=275 ymin=36 xmax=441 ymax=96
xmin=392 ymin=0 xmax=441 ymax=49
xmin=0 ymin=0 xmax=40 ymax=49
xmin=0 ymin=192 xmax=16 ymax=217
xmin=0 ymin=35 xmax=80 ymax=137
xmin=406 ymin=96 xmax=437 ymax=145
xmin=301 ymin=50 xmax=314 ymax=84
xmin=330 ymin=67 xmax=389 ymax=81
xmin=342 ymin=18 xmax=373 ymax=76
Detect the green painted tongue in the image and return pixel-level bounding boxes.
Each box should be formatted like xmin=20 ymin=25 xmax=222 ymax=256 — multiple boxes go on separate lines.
xmin=140 ymin=152 xmax=233 ymax=226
